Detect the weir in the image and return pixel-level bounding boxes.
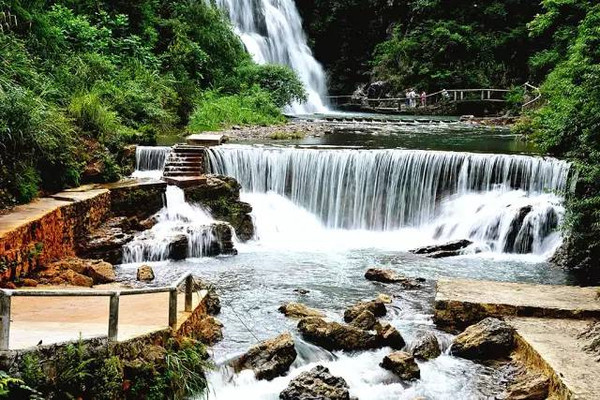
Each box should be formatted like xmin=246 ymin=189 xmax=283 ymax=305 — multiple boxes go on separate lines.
xmin=207 ymin=146 xmax=570 ymax=255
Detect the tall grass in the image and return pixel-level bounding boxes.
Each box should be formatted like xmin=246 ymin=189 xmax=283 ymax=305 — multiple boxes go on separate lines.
xmin=187 ymin=88 xmax=286 ymax=132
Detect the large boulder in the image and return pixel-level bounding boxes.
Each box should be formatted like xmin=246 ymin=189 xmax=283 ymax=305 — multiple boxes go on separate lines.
xmin=86 ymin=260 xmax=116 ymax=284
xmin=343 ymin=299 xmax=386 ymax=323
xmin=380 ymin=351 xmax=420 ymax=380
xmin=168 ymin=234 xmax=188 ymax=260
xmin=410 ymin=239 xmax=473 ymax=258
xmin=232 ymin=332 xmax=297 ymax=381
xmin=411 ymin=332 xmax=441 ymax=360
xmin=365 ymin=268 xmax=421 ymax=288
xmin=349 ymin=310 xmax=380 ymax=331
xmin=377 ymin=323 xmax=406 ymax=350
xmin=279 ymin=365 xmax=352 ymax=400
xmin=137 ymin=265 xmax=155 ymax=282
xmin=298 ymin=317 xmax=380 ymax=351
xmin=194 ymin=315 xmax=224 ymax=345
xmin=450 ymin=317 xmax=515 ymax=360
xmin=279 ymin=302 xmax=325 ymax=319
xmin=506 ymin=373 xmax=550 ymax=400
xmin=39 ymin=257 xmax=115 ymax=286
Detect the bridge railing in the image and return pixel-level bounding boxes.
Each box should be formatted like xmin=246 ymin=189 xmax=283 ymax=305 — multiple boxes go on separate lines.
xmin=0 ymin=272 xmax=198 ymax=350
xmin=327 ymin=88 xmax=511 ymax=110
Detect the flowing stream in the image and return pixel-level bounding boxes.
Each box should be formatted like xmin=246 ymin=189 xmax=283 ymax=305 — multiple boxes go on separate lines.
xmin=215 ymin=0 xmax=329 ymax=113
xmin=125 ymin=131 xmax=574 ymax=399
xmin=132 ymin=146 xmax=171 ymax=179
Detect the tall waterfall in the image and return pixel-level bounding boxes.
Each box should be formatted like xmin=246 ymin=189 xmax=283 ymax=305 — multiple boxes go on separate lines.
xmin=208 ymin=146 xmax=571 ymax=255
xmin=133 ymin=146 xmax=171 ymax=179
xmin=215 ymin=0 xmax=329 ymax=114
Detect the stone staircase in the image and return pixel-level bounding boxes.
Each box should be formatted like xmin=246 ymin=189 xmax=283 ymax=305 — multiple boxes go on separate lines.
xmin=162 ymin=145 xmax=206 ymax=186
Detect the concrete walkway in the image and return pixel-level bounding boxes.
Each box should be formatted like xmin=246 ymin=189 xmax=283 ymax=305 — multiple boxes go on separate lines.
xmin=434 ymin=279 xmax=600 ymax=400
xmin=8 ymin=290 xmax=203 ymax=349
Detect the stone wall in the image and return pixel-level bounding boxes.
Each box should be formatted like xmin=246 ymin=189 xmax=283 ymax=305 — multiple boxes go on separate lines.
xmin=0 ymin=190 xmax=111 ymax=283
xmin=0 ymin=181 xmax=167 ymax=284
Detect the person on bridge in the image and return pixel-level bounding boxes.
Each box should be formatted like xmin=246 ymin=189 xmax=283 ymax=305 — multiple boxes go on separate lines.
xmin=409 ymin=89 xmax=417 ymax=108
xmin=421 ymin=91 xmax=427 ymax=107
xmin=405 ymin=90 xmax=410 ymax=108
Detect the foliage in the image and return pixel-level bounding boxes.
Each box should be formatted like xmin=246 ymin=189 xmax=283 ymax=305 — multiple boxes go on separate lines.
xmin=523 ymin=1 xmax=600 ymax=278
xmin=188 ymin=89 xmax=286 ymax=133
xmin=0 ymin=371 xmax=42 ymax=399
xmin=163 ymin=339 xmax=213 ymax=400
xmin=0 ymin=0 xmax=303 ymax=209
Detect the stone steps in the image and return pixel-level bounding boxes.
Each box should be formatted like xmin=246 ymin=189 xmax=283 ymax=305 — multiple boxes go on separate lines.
xmin=162 ymin=144 xmax=206 ymax=180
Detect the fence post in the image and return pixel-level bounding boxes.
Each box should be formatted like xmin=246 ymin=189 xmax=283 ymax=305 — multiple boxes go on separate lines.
xmin=108 ymin=293 xmax=119 ymax=342
xmin=169 ymin=289 xmax=178 ymax=329
xmin=185 ymin=275 xmax=193 ymax=312
xmin=0 ymin=293 xmax=11 ymax=350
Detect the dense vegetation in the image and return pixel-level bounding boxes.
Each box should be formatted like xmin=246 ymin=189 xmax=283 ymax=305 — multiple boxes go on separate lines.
xmin=0 ymin=0 xmax=305 ymax=209
xmin=521 ymin=0 xmax=600 ymax=279
xmin=296 ymin=0 xmax=541 ymax=94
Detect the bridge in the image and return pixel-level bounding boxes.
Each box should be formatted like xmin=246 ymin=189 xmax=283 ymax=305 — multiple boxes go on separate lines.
xmin=327 ymin=84 xmax=541 ymax=113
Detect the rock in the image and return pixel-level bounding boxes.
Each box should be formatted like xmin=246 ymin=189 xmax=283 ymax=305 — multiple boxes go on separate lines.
xmin=61 ymin=269 xmax=94 ymax=287
xmin=377 ymin=323 xmax=406 ymax=350
xmin=344 ymin=299 xmax=386 ymax=323
xmin=450 ymin=317 xmax=515 ymax=360
xmin=377 ymin=293 xmax=393 ymax=304
xmin=205 ymin=222 xmax=238 ymax=256
xmin=1 ymin=282 xmax=17 ymax=289
xmin=279 ymin=302 xmax=324 ymax=319
xmin=410 ymin=239 xmax=473 ymax=258
xmin=280 ymin=365 xmax=351 ymax=400
xmin=137 ymin=265 xmax=155 ymax=282
xmin=78 ymin=217 xmax=134 ymax=264
xmin=380 ymin=351 xmax=420 ymax=380
xmin=506 ymin=373 xmax=550 ymax=400
xmin=298 ymin=317 xmax=381 ymax=351
xmin=294 ymin=288 xmax=310 ymax=295
xmin=138 ymin=216 xmax=158 ymax=230
xmin=412 ymin=332 xmax=441 ymax=360
xmin=504 ymin=206 xmax=533 ymax=253
xmin=232 ymin=333 xmax=297 ymax=381
xmin=21 ymin=278 xmax=38 ymax=287
xmin=86 ymin=260 xmax=116 ymax=284
xmin=195 ymin=315 xmax=223 ymax=345
xmin=168 ymin=234 xmax=188 ymax=260
xmin=350 ymin=310 xmax=380 ymax=331
xmin=365 ymin=269 xmax=422 ymax=288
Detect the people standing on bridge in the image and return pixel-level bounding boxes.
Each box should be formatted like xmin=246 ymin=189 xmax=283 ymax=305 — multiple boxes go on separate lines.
xmin=409 ymin=89 xmax=417 ymax=108
xmin=442 ymin=89 xmax=450 ymax=102
xmin=421 ymin=91 xmax=427 ymax=107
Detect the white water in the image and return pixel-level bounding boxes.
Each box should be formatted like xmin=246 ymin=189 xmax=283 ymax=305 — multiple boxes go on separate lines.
xmin=122 ymin=186 xmax=218 ymax=263
xmin=209 ymin=146 xmax=570 ymax=258
xmin=132 ymin=146 xmax=171 ymax=179
xmin=215 ymin=0 xmax=329 ymax=114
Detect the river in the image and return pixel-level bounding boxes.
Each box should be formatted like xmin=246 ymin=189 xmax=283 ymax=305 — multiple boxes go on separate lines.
xmin=126 ymin=119 xmax=574 ymax=399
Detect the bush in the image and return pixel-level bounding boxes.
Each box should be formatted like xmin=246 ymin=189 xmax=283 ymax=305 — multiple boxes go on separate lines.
xmin=188 ymin=88 xmax=286 ymax=132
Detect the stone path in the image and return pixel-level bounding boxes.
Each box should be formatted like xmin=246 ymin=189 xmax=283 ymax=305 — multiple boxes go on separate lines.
xmin=8 ymin=290 xmax=202 ymax=349
xmin=434 ymin=279 xmax=600 ymax=400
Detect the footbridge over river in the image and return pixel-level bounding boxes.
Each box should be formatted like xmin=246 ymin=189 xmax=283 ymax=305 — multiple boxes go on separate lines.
xmin=328 ymin=83 xmax=541 ymax=113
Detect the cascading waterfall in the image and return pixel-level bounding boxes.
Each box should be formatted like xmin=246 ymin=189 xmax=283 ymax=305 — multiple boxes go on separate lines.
xmin=214 ymin=0 xmax=329 ymax=114
xmin=132 ymin=146 xmax=171 ymax=179
xmin=123 ymin=186 xmax=219 ymax=263
xmin=208 ymin=146 xmax=571 ymax=256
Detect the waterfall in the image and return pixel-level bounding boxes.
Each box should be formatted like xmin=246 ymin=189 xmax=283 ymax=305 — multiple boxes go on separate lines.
xmin=215 ymin=0 xmax=329 ymax=114
xmin=123 ymin=186 xmax=220 ymax=263
xmin=132 ymin=146 xmax=171 ymax=179
xmin=207 ymin=146 xmax=570 ymax=255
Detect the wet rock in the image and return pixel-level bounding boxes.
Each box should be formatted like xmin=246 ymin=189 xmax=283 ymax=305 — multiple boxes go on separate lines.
xmin=504 ymin=206 xmax=533 ymax=253
xmin=365 ymin=268 xmax=420 ymax=288
xmin=377 ymin=293 xmax=393 ymax=304
xmin=344 ymin=299 xmax=386 ymax=323
xmin=195 ymin=315 xmax=224 ymax=345
xmin=86 ymin=260 xmax=116 ymax=284
xmin=205 ymin=222 xmax=237 ymax=256
xmin=506 ymin=373 xmax=550 ymax=400
xmin=184 ymin=175 xmax=255 ymax=241
xmin=450 ymin=317 xmax=515 ymax=360
xmin=280 ymin=365 xmax=352 ymax=400
xmin=350 ymin=310 xmax=380 ymax=331
xmin=412 ymin=332 xmax=441 ymax=360
xmin=137 ymin=265 xmax=155 ymax=282
xmin=380 ymin=351 xmax=420 ymax=380
xmin=168 ymin=234 xmax=188 ymax=260
xmin=298 ymin=317 xmax=381 ymax=351
xmin=232 ymin=332 xmax=297 ymax=381
xmin=279 ymin=302 xmax=325 ymax=319
xmin=137 ymin=215 xmax=158 ymax=231
xmin=377 ymin=323 xmax=406 ymax=350
xmin=410 ymin=239 xmax=473 ymax=258
xmin=294 ymin=288 xmax=310 ymax=295
xmin=78 ymin=217 xmax=134 ymax=264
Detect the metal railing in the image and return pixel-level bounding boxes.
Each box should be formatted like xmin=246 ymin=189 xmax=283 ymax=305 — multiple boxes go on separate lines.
xmin=0 ymin=272 xmax=197 ymax=351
